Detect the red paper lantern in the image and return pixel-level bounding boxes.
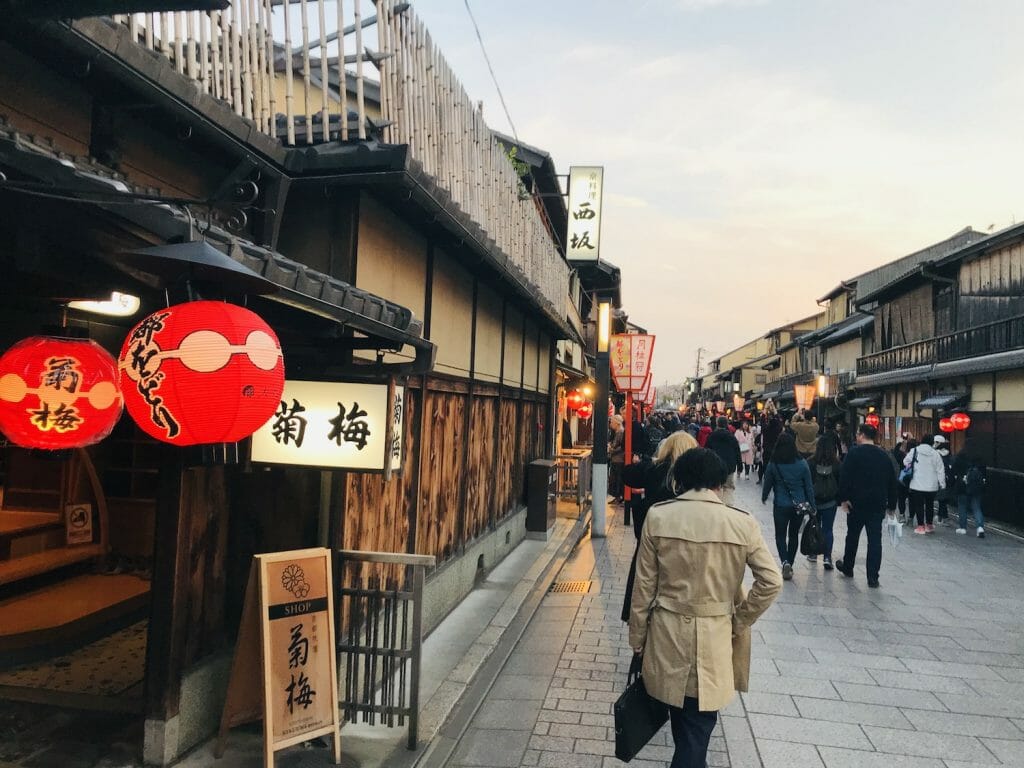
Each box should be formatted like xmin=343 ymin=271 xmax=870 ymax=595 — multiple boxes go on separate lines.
xmin=0 ymin=336 xmax=122 ymax=449
xmin=865 ymin=413 xmax=880 ymax=428
xmin=118 ymin=301 xmax=284 ymax=446
xmin=566 ymin=390 xmax=585 ymax=410
xmin=950 ymin=412 xmax=971 ymax=431
xmin=576 ymin=402 xmax=593 ymax=419
xmin=938 ymin=417 xmax=954 ymax=433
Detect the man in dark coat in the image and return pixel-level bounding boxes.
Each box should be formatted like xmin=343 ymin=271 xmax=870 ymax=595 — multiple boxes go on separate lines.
xmin=758 ymin=413 xmax=783 ymax=483
xmin=706 ymin=416 xmax=741 ymax=504
xmin=835 ymin=423 xmax=898 ymax=588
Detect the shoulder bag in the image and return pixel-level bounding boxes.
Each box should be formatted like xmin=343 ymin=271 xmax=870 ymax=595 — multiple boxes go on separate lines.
xmin=614 ymin=653 xmax=668 ymax=762
xmin=898 ymin=448 xmax=918 ymax=488
xmin=772 ymin=464 xmax=814 ymax=517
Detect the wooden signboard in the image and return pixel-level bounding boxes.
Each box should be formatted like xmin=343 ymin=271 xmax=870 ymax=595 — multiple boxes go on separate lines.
xmin=217 ymin=548 xmax=341 ymax=767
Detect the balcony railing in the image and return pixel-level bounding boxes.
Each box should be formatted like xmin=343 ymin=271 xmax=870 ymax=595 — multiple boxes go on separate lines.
xmin=857 ymin=314 xmax=1024 ymax=376
xmin=107 ymin=1 xmax=568 ymax=313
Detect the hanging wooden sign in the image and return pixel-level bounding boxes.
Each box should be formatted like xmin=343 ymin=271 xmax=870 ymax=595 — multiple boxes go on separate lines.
xmin=610 ymin=334 xmax=655 ymax=391
xmin=216 ymin=548 xmax=340 ymax=767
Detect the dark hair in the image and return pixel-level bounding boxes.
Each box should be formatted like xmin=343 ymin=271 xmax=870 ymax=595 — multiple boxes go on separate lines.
xmin=920 ymin=434 xmax=934 ymax=446
xmin=672 ymin=447 xmax=729 ymax=492
xmin=813 ymin=433 xmax=838 ymax=465
xmin=716 ymin=416 xmax=729 ymax=429
xmin=907 ymin=438 xmax=918 ymax=450
xmin=772 ymin=433 xmax=798 ymax=464
xmin=858 ymin=423 xmax=878 ymax=442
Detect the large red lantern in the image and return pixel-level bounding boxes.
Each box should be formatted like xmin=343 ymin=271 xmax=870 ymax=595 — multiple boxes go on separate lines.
xmin=938 ymin=417 xmax=954 ymax=433
xmin=118 ymin=301 xmax=284 ymax=446
xmin=950 ymin=412 xmax=971 ymax=431
xmin=0 ymin=336 xmax=122 ymax=449
xmin=576 ymin=402 xmax=593 ymax=419
xmin=865 ymin=412 xmax=880 ymax=428
xmin=566 ymin=390 xmax=585 ymax=410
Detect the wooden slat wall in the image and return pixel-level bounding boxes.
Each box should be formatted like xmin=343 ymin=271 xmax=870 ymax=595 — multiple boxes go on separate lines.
xmin=414 ymin=388 xmax=466 ymax=562
xmin=464 ymin=395 xmax=497 ymax=542
xmin=496 ymin=398 xmax=518 ymax=521
xmin=181 ymin=466 xmax=229 ymax=666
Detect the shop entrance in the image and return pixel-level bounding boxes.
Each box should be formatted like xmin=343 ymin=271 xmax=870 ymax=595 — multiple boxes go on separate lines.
xmin=0 ymin=422 xmax=157 ymax=735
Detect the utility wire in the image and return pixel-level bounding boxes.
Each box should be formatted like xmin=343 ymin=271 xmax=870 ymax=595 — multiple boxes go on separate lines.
xmin=462 ymin=0 xmax=519 ymax=143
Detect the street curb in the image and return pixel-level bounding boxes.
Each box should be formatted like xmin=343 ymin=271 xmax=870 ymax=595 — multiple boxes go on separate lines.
xmin=389 ymin=511 xmax=592 ymax=768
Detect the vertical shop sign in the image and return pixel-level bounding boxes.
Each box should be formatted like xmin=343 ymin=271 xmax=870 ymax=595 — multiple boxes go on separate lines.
xmin=610 ymin=334 xmax=656 ymax=391
xmin=566 ymin=166 xmax=604 ymax=261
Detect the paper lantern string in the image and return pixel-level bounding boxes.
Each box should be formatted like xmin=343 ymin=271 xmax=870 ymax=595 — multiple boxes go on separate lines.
xmin=119 ymin=329 xmax=282 ymax=383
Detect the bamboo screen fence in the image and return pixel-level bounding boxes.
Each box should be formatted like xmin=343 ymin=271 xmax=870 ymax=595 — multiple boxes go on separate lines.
xmin=110 ymin=0 xmax=569 ymax=313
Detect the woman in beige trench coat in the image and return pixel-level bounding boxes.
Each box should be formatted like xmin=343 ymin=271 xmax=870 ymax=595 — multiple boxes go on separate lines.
xmin=629 ymin=448 xmax=782 ymax=767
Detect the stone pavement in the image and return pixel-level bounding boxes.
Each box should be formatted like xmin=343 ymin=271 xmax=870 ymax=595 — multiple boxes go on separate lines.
xmin=444 ymin=471 xmax=1024 ymax=767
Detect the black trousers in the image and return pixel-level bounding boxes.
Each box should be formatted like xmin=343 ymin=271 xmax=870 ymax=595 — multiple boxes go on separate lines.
xmin=841 ymin=507 xmax=884 ymax=581
xmin=668 ymin=697 xmax=718 ymax=768
xmin=910 ymin=490 xmax=936 ymax=526
xmin=772 ymin=505 xmax=801 ymax=564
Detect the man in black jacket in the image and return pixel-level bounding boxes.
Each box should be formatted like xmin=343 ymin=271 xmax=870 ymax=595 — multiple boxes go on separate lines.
xmin=835 ymin=424 xmax=898 ymax=588
xmin=706 ymin=416 xmax=741 ymax=505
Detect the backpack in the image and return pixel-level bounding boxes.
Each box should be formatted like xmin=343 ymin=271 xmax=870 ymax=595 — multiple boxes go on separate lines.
xmin=812 ymin=462 xmax=838 ymax=502
xmin=965 ymin=465 xmax=986 ymax=495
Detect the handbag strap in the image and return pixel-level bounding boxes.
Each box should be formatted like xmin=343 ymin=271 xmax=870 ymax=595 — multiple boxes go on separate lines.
xmin=627 ymin=649 xmax=643 ymax=684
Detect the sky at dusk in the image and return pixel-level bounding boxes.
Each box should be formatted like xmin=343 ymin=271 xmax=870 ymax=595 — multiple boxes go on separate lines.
xmin=413 ymin=0 xmax=1024 ymax=385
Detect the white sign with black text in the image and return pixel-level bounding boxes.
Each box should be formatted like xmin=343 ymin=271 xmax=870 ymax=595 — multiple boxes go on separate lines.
xmin=251 ymin=381 xmax=404 ymax=472
xmin=566 ymin=166 xmax=604 ymax=262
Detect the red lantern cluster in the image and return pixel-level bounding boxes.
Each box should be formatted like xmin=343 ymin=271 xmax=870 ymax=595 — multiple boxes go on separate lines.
xmin=118 ymin=301 xmax=284 ymax=446
xmin=865 ymin=412 xmax=880 ymax=428
xmin=566 ymin=390 xmax=585 ymax=410
xmin=576 ymin=402 xmax=594 ymax=420
xmin=950 ymin=412 xmax=971 ymax=431
xmin=938 ymin=417 xmax=954 ymax=433
xmin=0 ymin=336 xmax=122 ymax=449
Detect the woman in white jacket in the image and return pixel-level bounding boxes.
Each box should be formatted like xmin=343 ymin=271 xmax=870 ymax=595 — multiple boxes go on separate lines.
xmin=903 ymin=434 xmax=946 ymax=534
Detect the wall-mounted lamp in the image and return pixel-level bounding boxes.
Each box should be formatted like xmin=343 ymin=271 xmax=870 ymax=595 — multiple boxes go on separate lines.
xmin=597 ymin=301 xmax=610 ymax=353
xmin=67 ymin=291 xmax=141 ymax=318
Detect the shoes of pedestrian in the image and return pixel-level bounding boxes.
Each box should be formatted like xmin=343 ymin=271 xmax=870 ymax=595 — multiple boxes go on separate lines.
xmin=823 ymin=557 xmax=833 ymax=571
xmin=782 ymin=562 xmax=793 ymax=581
xmin=834 ymin=559 xmax=854 ymax=578
xmin=955 ymin=528 xmax=967 ymax=534
xmin=977 ymin=527 xmax=985 ymax=538
xmin=913 ymin=525 xmax=926 ymax=534
xmin=806 ymin=555 xmax=817 ymax=563
xmin=925 ymin=524 xmax=935 ymax=533
xmin=867 ymin=579 xmax=880 ymax=589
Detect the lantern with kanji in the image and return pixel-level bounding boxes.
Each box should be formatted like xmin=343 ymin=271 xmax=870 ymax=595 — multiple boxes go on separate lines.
xmin=0 ymin=336 xmax=122 ymax=449
xmin=576 ymin=402 xmax=593 ymax=420
xmin=938 ymin=417 xmax=954 ymax=433
xmin=950 ymin=412 xmax=971 ymax=431
xmin=865 ymin=412 xmax=880 ymax=428
xmin=566 ymin=390 xmax=585 ymax=411
xmin=118 ymin=301 xmax=284 ymax=446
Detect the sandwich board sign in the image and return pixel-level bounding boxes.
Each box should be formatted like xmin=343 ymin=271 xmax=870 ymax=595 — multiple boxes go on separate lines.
xmin=216 ymin=548 xmax=340 ymax=766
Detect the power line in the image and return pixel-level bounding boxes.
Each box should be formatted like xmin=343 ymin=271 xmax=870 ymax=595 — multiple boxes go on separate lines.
xmin=462 ymin=0 xmax=519 ymax=142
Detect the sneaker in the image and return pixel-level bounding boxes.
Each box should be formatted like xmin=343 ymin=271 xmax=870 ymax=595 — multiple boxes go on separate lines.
xmin=806 ymin=555 xmax=818 ymax=563
xmin=823 ymin=557 xmax=834 ymax=571
xmin=782 ymin=562 xmax=793 ymax=581
xmin=925 ymin=524 xmax=935 ymax=533
xmin=834 ymin=559 xmax=854 ymax=578
xmin=868 ymin=579 xmax=880 ymax=589
xmin=955 ymin=528 xmax=967 ymax=534
xmin=913 ymin=525 xmax=927 ymax=534
xmin=977 ymin=527 xmax=985 ymax=538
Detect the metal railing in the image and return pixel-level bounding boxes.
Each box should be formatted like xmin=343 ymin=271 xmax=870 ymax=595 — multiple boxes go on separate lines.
xmin=857 ymin=314 xmax=1024 ymax=376
xmin=108 ymin=1 xmax=569 ymax=312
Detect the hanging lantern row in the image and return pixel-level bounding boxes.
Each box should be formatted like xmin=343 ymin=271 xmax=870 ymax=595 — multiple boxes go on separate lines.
xmin=938 ymin=417 xmax=954 ymax=433
xmin=565 ymin=389 xmax=586 ymax=411
xmin=950 ymin=412 xmax=971 ymax=431
xmin=576 ymin=402 xmax=594 ymax=420
xmin=0 ymin=300 xmax=284 ymax=451
xmin=865 ymin=412 xmax=880 ymax=428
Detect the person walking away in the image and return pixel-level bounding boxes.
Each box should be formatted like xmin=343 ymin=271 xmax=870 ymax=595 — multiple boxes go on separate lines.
xmin=807 ymin=434 xmax=841 ymax=570
xmin=758 ymin=413 xmax=782 ymax=483
xmin=952 ymin=437 xmax=987 ymax=537
xmin=905 ymin=434 xmax=945 ymax=534
xmin=761 ymin=433 xmax=815 ymax=581
xmin=835 ymin=424 xmax=898 ymax=588
xmin=933 ymin=435 xmax=953 ymax=525
xmin=697 ymin=421 xmax=713 ymax=448
xmin=792 ymin=410 xmax=820 ymax=459
xmin=609 ymin=415 xmax=625 ymax=503
xmin=630 ymin=449 xmax=782 ymax=768
xmin=706 ymin=416 xmax=742 ymax=504
xmin=736 ymin=420 xmax=755 ymax=479
xmin=892 ymin=434 xmax=914 ymax=522
xmin=646 ymin=415 xmax=666 ymax=457
xmin=619 ymin=431 xmax=699 ymax=621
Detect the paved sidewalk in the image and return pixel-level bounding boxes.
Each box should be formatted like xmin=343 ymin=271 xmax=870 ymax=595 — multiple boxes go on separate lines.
xmin=445 ymin=473 xmax=1024 ymax=767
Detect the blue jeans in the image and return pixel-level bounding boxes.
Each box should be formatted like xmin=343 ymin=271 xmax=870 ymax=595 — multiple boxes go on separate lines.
xmin=818 ymin=503 xmax=837 ymax=559
xmin=958 ymin=493 xmax=984 ymax=529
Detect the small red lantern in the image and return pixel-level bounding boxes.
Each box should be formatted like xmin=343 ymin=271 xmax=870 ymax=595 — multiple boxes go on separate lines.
xmin=865 ymin=412 xmax=880 ymax=428
xmin=118 ymin=301 xmax=284 ymax=446
xmin=576 ymin=402 xmax=594 ymax=419
xmin=0 ymin=336 xmax=122 ymax=449
xmin=938 ymin=417 xmax=954 ymax=433
xmin=950 ymin=412 xmax=971 ymax=431
xmin=566 ymin=390 xmax=585 ymax=410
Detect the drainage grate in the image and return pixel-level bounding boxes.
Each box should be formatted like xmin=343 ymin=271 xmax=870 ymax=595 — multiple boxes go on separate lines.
xmin=549 ymin=580 xmax=592 ymax=594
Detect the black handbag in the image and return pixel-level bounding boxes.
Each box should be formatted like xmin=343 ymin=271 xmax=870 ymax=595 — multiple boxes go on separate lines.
xmin=800 ymin=512 xmax=823 ymax=556
xmin=613 ymin=653 xmax=669 ymax=762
